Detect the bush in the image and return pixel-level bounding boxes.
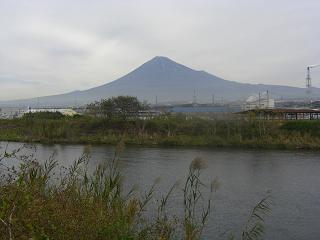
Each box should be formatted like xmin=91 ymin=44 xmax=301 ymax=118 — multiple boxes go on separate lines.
xmin=281 ymin=121 xmax=320 ymax=136
xmin=23 ymin=112 xmax=66 ymax=120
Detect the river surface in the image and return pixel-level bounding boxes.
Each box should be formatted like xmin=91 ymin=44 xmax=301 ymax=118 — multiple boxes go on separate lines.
xmin=1 ymin=142 xmax=320 ymax=240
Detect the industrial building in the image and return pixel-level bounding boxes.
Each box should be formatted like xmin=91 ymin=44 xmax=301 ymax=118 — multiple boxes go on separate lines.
xmin=243 ymin=91 xmax=274 ymax=110
xmin=26 ymin=108 xmax=78 ymax=116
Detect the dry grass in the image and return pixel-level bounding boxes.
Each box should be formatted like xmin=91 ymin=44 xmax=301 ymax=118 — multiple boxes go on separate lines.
xmin=0 ymin=144 xmax=271 ymax=240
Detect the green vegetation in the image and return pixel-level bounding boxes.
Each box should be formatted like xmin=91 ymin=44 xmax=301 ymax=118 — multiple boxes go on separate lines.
xmin=87 ymin=96 xmax=148 ymax=120
xmin=0 ymin=95 xmax=320 ymax=149
xmin=0 ymin=144 xmax=271 ymax=239
xmin=1 ymin=112 xmax=320 ymax=149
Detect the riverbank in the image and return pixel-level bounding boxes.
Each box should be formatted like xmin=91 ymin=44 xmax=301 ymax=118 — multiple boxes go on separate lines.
xmin=1 ymin=113 xmax=320 ymax=150
xmin=2 ymin=133 xmax=320 ymax=150
xmin=2 ymin=141 xmax=319 ymax=239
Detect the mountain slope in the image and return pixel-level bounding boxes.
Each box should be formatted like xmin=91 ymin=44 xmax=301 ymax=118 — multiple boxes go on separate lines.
xmin=1 ymin=56 xmax=317 ymax=107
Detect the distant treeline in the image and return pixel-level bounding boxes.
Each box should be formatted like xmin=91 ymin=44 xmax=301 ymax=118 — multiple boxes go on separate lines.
xmin=1 ymin=108 xmax=320 ymax=149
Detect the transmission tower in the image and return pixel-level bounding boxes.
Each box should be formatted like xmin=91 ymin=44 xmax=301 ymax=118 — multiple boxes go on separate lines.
xmin=306 ymin=64 xmax=320 ymax=97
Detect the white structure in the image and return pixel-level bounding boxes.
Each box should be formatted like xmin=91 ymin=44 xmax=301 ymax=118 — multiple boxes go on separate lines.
xmin=243 ymin=91 xmax=274 ymax=110
xmin=25 ymin=107 xmax=78 ymax=116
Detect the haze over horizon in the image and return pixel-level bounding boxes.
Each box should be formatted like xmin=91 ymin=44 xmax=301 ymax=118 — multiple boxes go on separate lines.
xmin=1 ymin=0 xmax=320 ymax=101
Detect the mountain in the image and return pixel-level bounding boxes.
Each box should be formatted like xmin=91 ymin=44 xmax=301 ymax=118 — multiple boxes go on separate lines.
xmin=1 ymin=56 xmax=318 ymax=107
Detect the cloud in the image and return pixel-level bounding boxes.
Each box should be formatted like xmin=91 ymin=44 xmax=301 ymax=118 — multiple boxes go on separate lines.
xmin=0 ymin=0 xmax=319 ymax=100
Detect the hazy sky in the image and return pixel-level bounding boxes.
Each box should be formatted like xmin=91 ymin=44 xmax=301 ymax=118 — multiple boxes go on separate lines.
xmin=0 ymin=0 xmax=319 ymax=100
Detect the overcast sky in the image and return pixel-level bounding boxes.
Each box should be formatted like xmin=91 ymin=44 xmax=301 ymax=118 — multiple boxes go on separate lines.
xmin=0 ymin=0 xmax=319 ymax=100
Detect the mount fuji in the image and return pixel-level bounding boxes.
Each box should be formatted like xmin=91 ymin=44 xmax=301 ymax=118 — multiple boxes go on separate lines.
xmin=1 ymin=56 xmax=317 ymax=107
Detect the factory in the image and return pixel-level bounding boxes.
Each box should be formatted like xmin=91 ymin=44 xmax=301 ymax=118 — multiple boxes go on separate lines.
xmin=25 ymin=107 xmax=78 ymax=116
xmin=243 ymin=91 xmax=274 ymax=110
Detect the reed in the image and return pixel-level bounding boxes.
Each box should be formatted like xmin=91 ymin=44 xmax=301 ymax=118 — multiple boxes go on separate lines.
xmin=0 ymin=143 xmax=271 ymax=240
xmin=1 ymin=113 xmax=320 ymax=149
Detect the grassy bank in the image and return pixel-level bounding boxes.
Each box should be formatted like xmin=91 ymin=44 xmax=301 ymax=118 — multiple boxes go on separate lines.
xmin=0 ymin=143 xmax=271 ymax=239
xmin=1 ymin=113 xmax=320 ymax=149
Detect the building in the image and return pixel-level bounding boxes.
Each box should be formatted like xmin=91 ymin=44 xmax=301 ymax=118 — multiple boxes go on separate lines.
xmin=243 ymin=92 xmax=274 ymax=110
xmin=170 ymin=105 xmax=241 ymax=113
xmin=25 ymin=108 xmax=78 ymax=116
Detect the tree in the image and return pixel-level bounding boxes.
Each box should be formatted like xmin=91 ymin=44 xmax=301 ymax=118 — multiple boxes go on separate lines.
xmin=87 ymin=96 xmax=147 ymax=120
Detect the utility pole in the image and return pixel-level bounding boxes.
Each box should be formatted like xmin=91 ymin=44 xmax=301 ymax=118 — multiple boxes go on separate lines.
xmin=193 ymin=89 xmax=197 ymax=105
xmin=212 ymin=94 xmax=215 ymax=105
xmin=258 ymin=92 xmax=261 ymax=109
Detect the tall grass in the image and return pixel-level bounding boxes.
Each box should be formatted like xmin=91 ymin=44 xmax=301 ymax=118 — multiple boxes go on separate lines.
xmin=1 ymin=113 xmax=320 ymax=149
xmin=0 ymin=143 xmax=271 ymax=240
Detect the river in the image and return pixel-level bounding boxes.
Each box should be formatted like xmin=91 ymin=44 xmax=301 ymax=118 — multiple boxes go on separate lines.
xmin=1 ymin=142 xmax=320 ymax=239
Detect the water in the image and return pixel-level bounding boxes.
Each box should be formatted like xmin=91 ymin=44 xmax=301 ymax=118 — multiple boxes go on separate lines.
xmin=1 ymin=142 xmax=320 ymax=239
